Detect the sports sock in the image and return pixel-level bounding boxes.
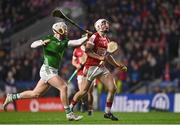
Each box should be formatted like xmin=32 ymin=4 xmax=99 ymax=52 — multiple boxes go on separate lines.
xmin=105 ymin=102 xmax=112 ymax=113
xmin=64 ymin=105 xmax=71 ymax=114
xmin=12 ymin=93 xmax=21 ymax=100
xmin=70 ymin=99 xmax=77 ymax=109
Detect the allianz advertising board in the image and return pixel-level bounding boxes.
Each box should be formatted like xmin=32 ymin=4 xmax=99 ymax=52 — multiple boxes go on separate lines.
xmin=99 ymin=93 xmax=174 ymax=112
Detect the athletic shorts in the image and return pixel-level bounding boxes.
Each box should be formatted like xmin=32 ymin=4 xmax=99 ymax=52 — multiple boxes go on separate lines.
xmin=84 ymin=65 xmax=109 ymax=82
xmin=77 ymin=75 xmax=96 ymax=86
xmin=77 ymin=75 xmax=86 ymax=84
xmin=40 ymin=64 xmax=58 ymax=83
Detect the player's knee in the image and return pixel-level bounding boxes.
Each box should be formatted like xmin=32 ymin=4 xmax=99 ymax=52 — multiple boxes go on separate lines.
xmin=108 ymin=86 xmax=117 ymax=93
xmin=61 ymin=84 xmax=68 ymax=92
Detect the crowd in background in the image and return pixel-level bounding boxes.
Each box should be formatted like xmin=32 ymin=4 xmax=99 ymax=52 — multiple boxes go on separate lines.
xmin=0 ymin=0 xmax=179 ymax=97
xmin=83 ymin=0 xmax=180 ymax=93
xmin=0 ymin=0 xmax=62 ymax=38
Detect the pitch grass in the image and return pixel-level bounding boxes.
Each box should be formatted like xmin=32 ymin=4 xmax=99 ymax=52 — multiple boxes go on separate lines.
xmin=0 ymin=112 xmax=180 ymax=124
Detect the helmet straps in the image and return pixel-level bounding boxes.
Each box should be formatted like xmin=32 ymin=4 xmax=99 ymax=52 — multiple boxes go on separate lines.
xmin=53 ymin=28 xmax=65 ymax=35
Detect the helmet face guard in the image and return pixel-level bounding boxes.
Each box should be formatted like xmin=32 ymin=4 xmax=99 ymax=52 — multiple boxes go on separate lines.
xmin=52 ymin=22 xmax=68 ymax=36
xmin=94 ymin=19 xmax=109 ymax=32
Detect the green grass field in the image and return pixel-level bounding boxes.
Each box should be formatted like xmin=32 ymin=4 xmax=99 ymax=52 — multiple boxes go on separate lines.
xmin=0 ymin=112 xmax=180 ymax=124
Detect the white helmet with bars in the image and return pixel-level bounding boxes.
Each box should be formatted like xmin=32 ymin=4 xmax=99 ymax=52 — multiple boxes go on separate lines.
xmin=52 ymin=22 xmax=68 ymax=35
xmin=94 ymin=19 xmax=109 ymax=32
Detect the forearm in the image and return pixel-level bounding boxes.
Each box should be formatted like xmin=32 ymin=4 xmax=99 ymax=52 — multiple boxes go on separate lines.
xmin=30 ymin=40 xmax=43 ymax=48
xmin=85 ymin=43 xmax=104 ymax=60
xmin=87 ymin=51 xmax=103 ymax=60
xmin=107 ymin=55 xmax=124 ymax=68
xmin=72 ymin=60 xmax=80 ymax=69
xmin=68 ymin=36 xmax=87 ymax=47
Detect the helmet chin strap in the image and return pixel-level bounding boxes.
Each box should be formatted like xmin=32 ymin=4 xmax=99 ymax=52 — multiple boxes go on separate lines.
xmin=53 ymin=28 xmax=66 ymax=40
xmin=53 ymin=28 xmax=65 ymax=35
xmin=103 ymin=30 xmax=109 ymax=33
xmin=98 ymin=30 xmax=109 ymax=36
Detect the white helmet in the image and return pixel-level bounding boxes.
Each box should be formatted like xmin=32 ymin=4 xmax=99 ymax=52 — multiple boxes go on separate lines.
xmin=94 ymin=19 xmax=109 ymax=32
xmin=52 ymin=22 xmax=68 ymax=35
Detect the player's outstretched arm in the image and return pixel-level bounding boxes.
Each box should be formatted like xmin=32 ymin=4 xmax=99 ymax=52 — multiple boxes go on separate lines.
xmin=30 ymin=39 xmax=50 ymax=48
xmin=68 ymin=35 xmax=87 ymax=47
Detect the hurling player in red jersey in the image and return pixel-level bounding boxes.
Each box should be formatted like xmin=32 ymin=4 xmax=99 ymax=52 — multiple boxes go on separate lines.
xmin=71 ymin=44 xmax=94 ymax=115
xmin=70 ymin=19 xmax=127 ymax=121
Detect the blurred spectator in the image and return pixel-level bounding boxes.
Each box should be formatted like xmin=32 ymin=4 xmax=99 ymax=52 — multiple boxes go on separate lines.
xmin=0 ymin=0 xmax=60 ymax=38
xmin=83 ymin=0 xmax=179 ymax=93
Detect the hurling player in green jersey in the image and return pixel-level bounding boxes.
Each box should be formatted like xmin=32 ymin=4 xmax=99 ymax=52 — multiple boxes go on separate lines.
xmin=3 ymin=21 xmax=88 ymax=121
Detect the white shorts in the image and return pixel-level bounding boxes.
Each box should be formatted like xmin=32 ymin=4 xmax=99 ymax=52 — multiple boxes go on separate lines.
xmin=86 ymin=65 xmax=109 ymax=82
xmin=77 ymin=75 xmax=86 ymax=84
xmin=77 ymin=75 xmax=96 ymax=87
xmin=77 ymin=75 xmax=86 ymax=88
xmin=40 ymin=64 xmax=58 ymax=83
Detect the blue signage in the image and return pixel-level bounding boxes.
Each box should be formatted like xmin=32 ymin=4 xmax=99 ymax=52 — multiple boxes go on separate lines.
xmin=99 ymin=93 xmax=174 ymax=112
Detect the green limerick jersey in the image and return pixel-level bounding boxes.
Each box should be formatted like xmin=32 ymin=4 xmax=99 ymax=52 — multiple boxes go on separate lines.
xmin=42 ymin=35 xmax=69 ymax=69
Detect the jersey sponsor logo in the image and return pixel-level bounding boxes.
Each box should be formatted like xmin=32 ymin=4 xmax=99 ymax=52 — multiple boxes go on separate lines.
xmin=151 ymin=93 xmax=170 ymax=110
xmin=99 ymin=37 xmax=107 ymax=41
xmin=76 ymin=51 xmax=83 ymax=57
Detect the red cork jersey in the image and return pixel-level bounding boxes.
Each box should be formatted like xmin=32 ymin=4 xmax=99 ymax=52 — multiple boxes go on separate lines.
xmin=85 ymin=32 xmax=109 ymax=66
